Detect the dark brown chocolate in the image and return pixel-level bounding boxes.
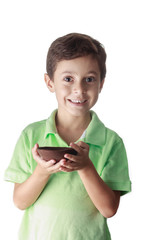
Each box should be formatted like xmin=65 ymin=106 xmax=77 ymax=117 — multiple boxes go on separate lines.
xmin=37 ymin=147 xmax=77 ymax=161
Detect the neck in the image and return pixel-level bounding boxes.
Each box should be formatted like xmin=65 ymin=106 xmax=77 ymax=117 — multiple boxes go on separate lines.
xmin=56 ymin=110 xmax=91 ymax=131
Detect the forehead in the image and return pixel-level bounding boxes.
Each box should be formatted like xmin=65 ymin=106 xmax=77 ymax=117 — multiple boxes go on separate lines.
xmin=55 ymin=55 xmax=100 ymax=76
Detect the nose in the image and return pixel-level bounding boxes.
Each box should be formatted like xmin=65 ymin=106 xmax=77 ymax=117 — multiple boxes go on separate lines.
xmin=73 ymin=81 xmax=86 ymax=94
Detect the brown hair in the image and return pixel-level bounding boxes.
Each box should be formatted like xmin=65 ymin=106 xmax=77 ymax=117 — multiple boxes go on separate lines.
xmin=46 ymin=33 xmax=106 ymax=81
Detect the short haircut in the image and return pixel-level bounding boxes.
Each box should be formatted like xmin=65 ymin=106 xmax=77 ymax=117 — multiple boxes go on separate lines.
xmin=46 ymin=33 xmax=106 ymax=81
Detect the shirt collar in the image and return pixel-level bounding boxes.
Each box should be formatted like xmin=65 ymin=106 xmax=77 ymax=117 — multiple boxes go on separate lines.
xmin=44 ymin=110 xmax=106 ymax=146
xmin=84 ymin=111 xmax=106 ymax=146
xmin=45 ymin=110 xmax=57 ymax=138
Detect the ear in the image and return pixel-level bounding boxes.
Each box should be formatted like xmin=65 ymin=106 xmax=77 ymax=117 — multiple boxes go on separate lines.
xmin=44 ymin=73 xmax=55 ymax=93
xmin=99 ymin=78 xmax=105 ymax=93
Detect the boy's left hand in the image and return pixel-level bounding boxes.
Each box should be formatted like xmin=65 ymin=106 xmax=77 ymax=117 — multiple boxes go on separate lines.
xmin=59 ymin=141 xmax=91 ymax=172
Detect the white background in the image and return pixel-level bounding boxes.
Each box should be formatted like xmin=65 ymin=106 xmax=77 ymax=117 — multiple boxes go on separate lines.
xmin=0 ymin=0 xmax=160 ymax=239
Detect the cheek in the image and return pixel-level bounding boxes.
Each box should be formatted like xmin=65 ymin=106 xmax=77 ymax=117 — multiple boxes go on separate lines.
xmin=55 ymin=86 xmax=70 ymax=100
xmin=91 ymin=90 xmax=100 ymax=104
xmin=90 ymin=88 xmax=100 ymax=98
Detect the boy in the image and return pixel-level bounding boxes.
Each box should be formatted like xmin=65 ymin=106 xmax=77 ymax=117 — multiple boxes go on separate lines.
xmin=4 ymin=33 xmax=131 ymax=240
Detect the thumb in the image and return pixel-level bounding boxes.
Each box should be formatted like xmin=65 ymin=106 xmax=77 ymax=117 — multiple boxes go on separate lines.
xmin=32 ymin=143 xmax=42 ymax=163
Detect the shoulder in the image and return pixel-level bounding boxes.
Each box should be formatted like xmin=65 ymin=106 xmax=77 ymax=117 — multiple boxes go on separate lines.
xmin=18 ymin=118 xmax=48 ymax=148
xmin=105 ymin=126 xmax=123 ymax=145
xmin=22 ymin=119 xmax=47 ymax=136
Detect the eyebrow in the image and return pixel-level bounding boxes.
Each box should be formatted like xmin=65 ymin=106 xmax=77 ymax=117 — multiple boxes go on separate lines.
xmin=87 ymin=71 xmax=99 ymax=76
xmin=61 ymin=71 xmax=75 ymax=75
xmin=61 ymin=71 xmax=98 ymax=75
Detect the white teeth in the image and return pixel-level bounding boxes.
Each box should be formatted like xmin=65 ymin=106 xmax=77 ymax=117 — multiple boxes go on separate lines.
xmin=70 ymin=99 xmax=85 ymax=103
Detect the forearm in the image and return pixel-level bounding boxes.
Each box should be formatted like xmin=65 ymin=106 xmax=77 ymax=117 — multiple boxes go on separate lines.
xmin=13 ymin=143 xmax=66 ymax=210
xmin=13 ymin=165 xmax=50 ymax=210
xmin=78 ymin=161 xmax=120 ymax=218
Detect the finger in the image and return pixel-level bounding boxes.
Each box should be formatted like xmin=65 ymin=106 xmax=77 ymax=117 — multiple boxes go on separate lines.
xmin=47 ymin=159 xmax=66 ymax=172
xmin=59 ymin=162 xmax=76 ymax=172
xmin=69 ymin=142 xmax=82 ymax=153
xmin=76 ymin=141 xmax=89 ymax=150
xmin=67 ymin=160 xmax=73 ymax=164
xmin=32 ymin=144 xmax=43 ymax=163
xmin=64 ymin=153 xmax=78 ymax=162
xmin=32 ymin=143 xmax=38 ymax=155
xmin=60 ymin=160 xmax=80 ymax=170
xmin=32 ymin=144 xmax=56 ymax=166
xmin=52 ymin=159 xmax=66 ymax=169
xmin=60 ymin=164 xmax=80 ymax=172
xmin=44 ymin=159 xmax=56 ymax=168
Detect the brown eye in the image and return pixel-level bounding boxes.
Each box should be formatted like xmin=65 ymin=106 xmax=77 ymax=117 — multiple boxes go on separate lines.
xmin=64 ymin=77 xmax=72 ymax=82
xmin=85 ymin=77 xmax=95 ymax=82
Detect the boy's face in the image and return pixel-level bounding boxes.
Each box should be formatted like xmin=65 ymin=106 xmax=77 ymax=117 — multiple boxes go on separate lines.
xmin=45 ymin=55 xmax=104 ymax=118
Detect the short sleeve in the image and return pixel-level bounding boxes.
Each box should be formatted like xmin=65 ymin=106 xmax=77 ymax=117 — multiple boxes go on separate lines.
xmin=4 ymin=131 xmax=32 ymax=183
xmin=100 ymin=139 xmax=131 ymax=196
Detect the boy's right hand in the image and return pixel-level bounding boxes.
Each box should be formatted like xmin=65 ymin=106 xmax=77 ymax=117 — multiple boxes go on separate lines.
xmin=32 ymin=144 xmax=67 ymax=177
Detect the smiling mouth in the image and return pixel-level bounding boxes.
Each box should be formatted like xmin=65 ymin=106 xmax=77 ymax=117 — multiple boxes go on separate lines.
xmin=68 ymin=99 xmax=87 ymax=104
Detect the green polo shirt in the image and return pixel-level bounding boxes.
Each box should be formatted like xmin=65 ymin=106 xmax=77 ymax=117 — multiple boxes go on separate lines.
xmin=4 ymin=110 xmax=131 ymax=240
